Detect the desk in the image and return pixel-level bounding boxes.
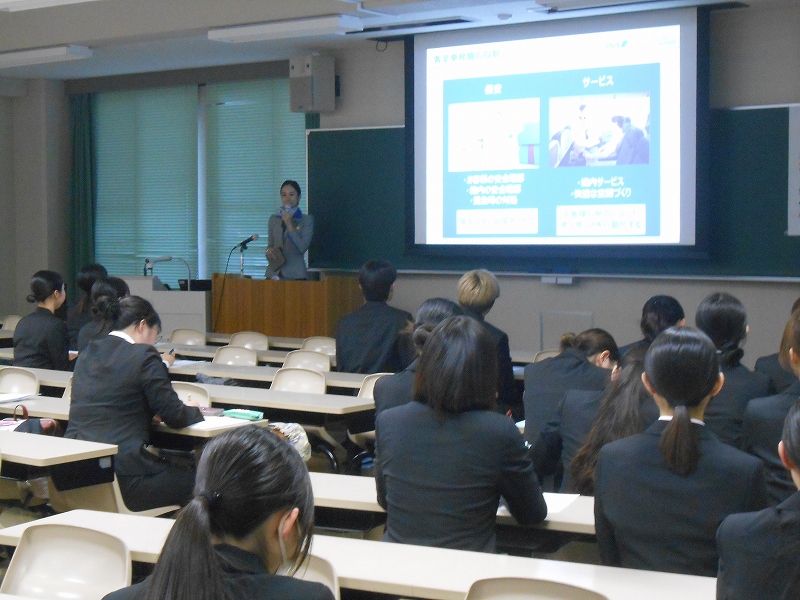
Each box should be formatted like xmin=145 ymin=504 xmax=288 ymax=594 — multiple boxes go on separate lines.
xmin=156 ymin=415 xmax=272 ymax=438
xmin=206 ymin=332 xmax=304 ymax=349
xmin=308 ymin=472 xmax=594 ymax=535
xmin=156 ymin=343 xmax=289 ymax=365
xmin=169 ymin=362 xmax=367 ymax=390
xmin=0 ymin=348 xmax=13 ymax=362
xmin=0 ymin=395 xmax=68 ymax=420
xmin=0 ymin=510 xmax=716 ymax=599
xmin=0 ymin=431 xmax=116 ymax=467
xmin=0 ymin=330 xmax=13 ymax=348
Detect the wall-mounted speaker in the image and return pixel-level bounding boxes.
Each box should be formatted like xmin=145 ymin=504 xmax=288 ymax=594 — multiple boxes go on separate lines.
xmin=290 ymin=55 xmax=335 ymax=113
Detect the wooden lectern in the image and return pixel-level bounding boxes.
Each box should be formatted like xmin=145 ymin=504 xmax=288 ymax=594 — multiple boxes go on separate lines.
xmin=211 ymin=274 xmax=362 ymax=338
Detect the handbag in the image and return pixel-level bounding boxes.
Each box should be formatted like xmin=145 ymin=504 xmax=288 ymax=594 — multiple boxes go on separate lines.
xmin=0 ymin=405 xmax=61 ymax=435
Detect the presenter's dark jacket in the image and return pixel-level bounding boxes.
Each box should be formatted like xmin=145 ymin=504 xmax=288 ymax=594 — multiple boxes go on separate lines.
xmin=704 ymin=362 xmax=769 ymax=447
xmin=374 ymin=401 xmax=547 ymax=553
xmin=716 ymin=490 xmax=800 ymax=600
xmin=335 ymin=301 xmax=413 ymax=374
xmin=12 ymin=307 xmax=70 ymax=371
xmin=103 ymin=544 xmax=335 ymax=600
xmin=373 ymin=358 xmax=417 ymax=420
xmin=463 ymin=309 xmax=520 ymax=419
xmin=741 ymin=381 xmax=800 ymax=506
xmin=594 ymin=420 xmax=767 ymax=577
xmin=755 ymin=352 xmax=798 ymax=395
xmin=522 ymin=348 xmax=610 ymax=445
xmin=65 ymin=335 xmax=203 ymax=493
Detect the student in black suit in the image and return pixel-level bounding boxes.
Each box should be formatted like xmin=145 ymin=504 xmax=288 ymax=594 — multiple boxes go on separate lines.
xmin=66 ymin=296 xmax=203 ymax=511
xmin=13 ymin=270 xmax=71 ymax=371
xmin=373 ymin=297 xmax=462 ymax=420
xmin=617 ymin=294 xmax=685 ymax=357
xmin=104 ymin=427 xmax=334 ymax=600
xmin=375 ymin=316 xmax=547 ymax=553
xmin=594 ymin=327 xmax=767 ymax=577
xmin=76 ymin=276 xmax=130 ymax=351
xmin=335 ymin=260 xmax=414 ymax=375
xmin=743 ymin=308 xmax=800 ymax=506
xmin=523 ymin=328 xmax=618 ymax=445
xmin=696 ymin=292 xmax=769 ymax=447
xmin=754 ymin=297 xmax=800 ymax=395
xmin=66 ymin=262 xmax=107 ymax=349
xmin=458 ymin=269 xmax=520 ymax=419
xmin=717 ymin=400 xmax=800 ymax=600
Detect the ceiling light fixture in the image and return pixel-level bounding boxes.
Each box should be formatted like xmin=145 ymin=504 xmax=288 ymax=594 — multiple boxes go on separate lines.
xmin=0 ymin=45 xmax=92 ymax=68
xmin=0 ymin=0 xmax=104 ymax=11
xmin=208 ymin=15 xmax=363 ymax=43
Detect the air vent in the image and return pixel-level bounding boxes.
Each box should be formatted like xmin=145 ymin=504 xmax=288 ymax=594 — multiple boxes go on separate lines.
xmin=350 ymin=17 xmax=472 ymax=36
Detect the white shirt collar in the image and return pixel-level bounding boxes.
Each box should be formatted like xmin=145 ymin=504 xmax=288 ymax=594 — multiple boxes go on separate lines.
xmin=109 ymin=330 xmax=135 ymax=344
xmin=659 ymin=415 xmax=705 ymax=426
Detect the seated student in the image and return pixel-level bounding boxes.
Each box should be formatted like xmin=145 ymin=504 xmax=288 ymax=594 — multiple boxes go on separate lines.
xmin=618 ymin=295 xmax=685 ymax=357
xmin=534 ymin=345 xmax=659 ymax=494
xmin=595 ymin=327 xmax=767 ymax=577
xmin=13 ymin=270 xmax=71 ymax=371
xmin=66 ymin=295 xmax=203 ymax=512
xmin=67 ymin=262 xmax=107 ymax=349
xmin=743 ymin=309 xmax=800 ymax=506
xmin=717 ymin=400 xmax=800 ymax=600
xmin=375 ymin=316 xmax=547 ymax=553
xmin=458 ymin=269 xmax=520 ymax=419
xmin=335 ymin=260 xmax=414 ymax=374
xmin=76 ymin=276 xmax=130 ymax=351
xmin=104 ymin=426 xmax=334 ymax=600
xmin=755 ymin=297 xmax=800 ymax=394
xmin=373 ymin=297 xmax=462 ymax=420
xmin=696 ymin=292 xmax=769 ymax=447
xmin=522 ymin=328 xmax=618 ymax=445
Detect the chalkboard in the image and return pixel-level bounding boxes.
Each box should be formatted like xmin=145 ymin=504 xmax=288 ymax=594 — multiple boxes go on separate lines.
xmin=307 ymin=109 xmax=800 ymax=276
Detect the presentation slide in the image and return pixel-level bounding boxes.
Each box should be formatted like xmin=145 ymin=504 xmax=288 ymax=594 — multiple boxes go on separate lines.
xmin=414 ymin=11 xmax=697 ymax=247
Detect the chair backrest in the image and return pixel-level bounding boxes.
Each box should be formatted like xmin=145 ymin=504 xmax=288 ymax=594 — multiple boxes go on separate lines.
xmin=169 ymin=328 xmax=206 ymax=345
xmin=230 ymin=331 xmax=270 ymax=351
xmin=533 ymin=350 xmax=560 ymax=363
xmin=271 ymin=367 xmax=326 ymax=394
xmin=283 ymin=350 xmax=330 ymax=372
xmin=171 ymin=381 xmax=211 ymax=407
xmin=299 ymin=554 xmax=340 ymax=600
xmin=357 ymin=372 xmax=390 ymax=399
xmin=465 ymin=577 xmax=608 ymax=600
xmin=213 ymin=345 xmax=258 ymax=366
xmin=47 ymin=476 xmax=179 ymax=518
xmin=0 ymin=523 xmax=132 ymax=600
xmin=62 ymin=376 xmax=73 ymax=400
xmin=0 ymin=314 xmax=21 ymax=331
xmin=301 ymin=336 xmax=336 ymax=357
xmin=0 ymin=367 xmax=40 ymax=395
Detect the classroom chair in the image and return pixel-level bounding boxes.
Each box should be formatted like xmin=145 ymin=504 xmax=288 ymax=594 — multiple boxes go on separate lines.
xmin=301 ymin=336 xmax=336 ymax=357
xmin=0 ymin=366 xmax=39 ymax=395
xmin=212 ymin=345 xmax=258 ymax=366
xmin=0 ymin=523 xmax=132 ymax=600
xmin=533 ymin=350 xmax=560 ymax=362
xmin=0 ymin=314 xmax=21 ymax=332
xmin=171 ymin=381 xmax=211 ymax=407
xmin=299 ymin=554 xmax=340 ymax=600
xmin=169 ymin=328 xmax=206 ymax=345
xmin=346 ymin=373 xmax=389 ymax=470
xmin=465 ymin=577 xmax=608 ymax=600
xmin=283 ymin=349 xmax=331 ymax=372
xmin=47 ymin=476 xmax=180 ymax=518
xmin=229 ymin=331 xmax=270 ymax=351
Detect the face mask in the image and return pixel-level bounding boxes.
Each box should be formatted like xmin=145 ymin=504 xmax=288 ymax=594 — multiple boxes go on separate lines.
xmin=275 ymin=512 xmax=295 ymax=576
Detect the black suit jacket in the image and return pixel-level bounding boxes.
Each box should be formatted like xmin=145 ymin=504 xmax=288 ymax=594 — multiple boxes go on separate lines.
xmin=104 ymin=544 xmax=334 ymax=600
xmin=522 ymin=348 xmax=610 ymax=444
xmin=12 ymin=307 xmax=70 ymax=371
xmin=716 ymin=489 xmax=800 ymax=600
xmin=373 ymin=358 xmax=417 ymax=420
xmin=335 ymin=301 xmax=413 ymax=374
xmin=755 ymin=352 xmax=798 ymax=395
xmin=375 ymin=401 xmax=547 ymax=552
xmin=741 ymin=381 xmax=800 ymax=506
xmin=595 ymin=420 xmax=767 ymax=576
xmin=704 ymin=362 xmax=770 ymax=447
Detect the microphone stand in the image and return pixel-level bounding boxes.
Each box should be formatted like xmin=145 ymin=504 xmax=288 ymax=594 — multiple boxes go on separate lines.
xmin=237 ymin=240 xmax=252 ymax=277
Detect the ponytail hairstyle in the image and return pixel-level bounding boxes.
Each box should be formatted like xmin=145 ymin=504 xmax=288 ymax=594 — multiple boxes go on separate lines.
xmin=89 ymin=277 xmax=131 ymax=336
xmin=75 ymin=263 xmax=108 ymax=314
xmin=778 ymin=308 xmax=800 ymax=374
xmin=99 ymin=295 xmax=161 ymax=334
xmin=571 ymin=345 xmax=653 ymax=494
xmin=695 ymin=292 xmax=748 ymax=367
xmin=411 ymin=298 xmax=463 ymax=354
xmin=559 ymin=328 xmax=620 ymax=365
xmin=27 ymin=270 xmax=64 ymax=304
xmin=645 ymin=326 xmax=720 ymax=476
xmin=144 ymin=426 xmax=314 ymax=600
xmin=640 ymin=295 xmax=685 ymax=342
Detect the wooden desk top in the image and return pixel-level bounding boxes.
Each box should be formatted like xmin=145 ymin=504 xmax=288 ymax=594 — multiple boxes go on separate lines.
xmin=156 ymin=343 xmax=289 ymax=365
xmin=169 ymin=361 xmax=366 ymax=390
xmin=308 ymin=472 xmax=594 ymax=535
xmin=0 ymin=511 xmax=715 ymax=599
xmin=0 ymin=431 xmax=116 ymax=467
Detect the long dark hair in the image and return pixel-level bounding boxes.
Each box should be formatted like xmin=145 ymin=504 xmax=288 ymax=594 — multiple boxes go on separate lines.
xmin=779 ymin=309 xmax=800 ymax=373
xmin=640 ymin=295 xmax=684 ymax=342
xmin=695 ymin=292 xmax=747 ymax=367
xmin=571 ymin=345 xmax=653 ymax=494
xmin=411 ymin=298 xmax=463 ymax=354
xmin=96 ymin=295 xmax=161 ymax=333
xmin=75 ymin=263 xmax=108 ymax=315
xmin=89 ymin=277 xmax=131 ymax=337
xmin=645 ymin=327 xmax=720 ymax=476
xmin=559 ymin=328 xmax=620 ymax=364
xmin=144 ymin=426 xmax=314 ymax=600
xmin=27 ymin=270 xmax=64 ymax=304
xmin=780 ymin=401 xmax=800 ymax=600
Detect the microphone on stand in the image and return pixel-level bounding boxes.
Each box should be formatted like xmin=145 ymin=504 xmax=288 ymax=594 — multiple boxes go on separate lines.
xmin=233 ymin=233 xmax=259 ymax=251
xmin=144 ymin=256 xmax=173 ymax=273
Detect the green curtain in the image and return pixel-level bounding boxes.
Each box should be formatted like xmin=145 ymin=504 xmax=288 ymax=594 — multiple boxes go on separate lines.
xmin=67 ymin=93 xmax=95 ymax=293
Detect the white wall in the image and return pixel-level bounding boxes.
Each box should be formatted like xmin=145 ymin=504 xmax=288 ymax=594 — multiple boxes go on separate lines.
xmin=0 ymin=96 xmax=15 ymax=317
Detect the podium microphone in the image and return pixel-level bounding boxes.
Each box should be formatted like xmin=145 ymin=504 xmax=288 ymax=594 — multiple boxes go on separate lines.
xmin=144 ymin=256 xmax=173 ymax=274
xmin=233 ymin=233 xmax=259 ymax=250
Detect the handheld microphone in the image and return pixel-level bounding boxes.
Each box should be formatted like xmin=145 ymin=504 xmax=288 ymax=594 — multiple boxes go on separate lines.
xmin=234 ymin=233 xmax=259 ymax=250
